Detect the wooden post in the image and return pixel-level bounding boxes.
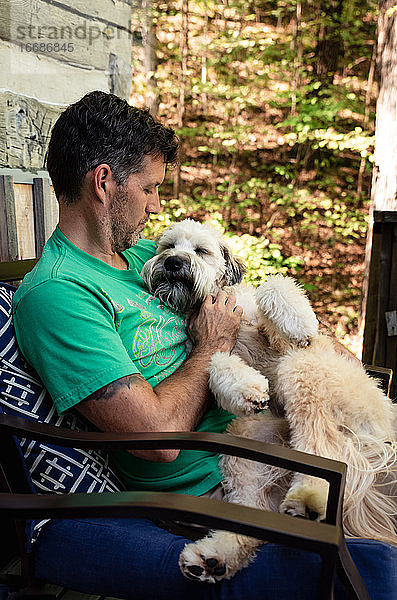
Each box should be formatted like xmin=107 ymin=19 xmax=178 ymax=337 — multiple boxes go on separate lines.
xmin=362 ymin=211 xmax=397 ymax=399
xmin=0 ymin=175 xmax=18 ymax=261
xmin=32 ymin=177 xmax=52 ymax=258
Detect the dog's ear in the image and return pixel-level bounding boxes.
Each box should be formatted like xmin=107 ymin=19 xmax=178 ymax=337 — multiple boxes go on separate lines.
xmin=220 ymin=244 xmax=246 ymax=286
xmin=154 ymin=223 xmax=175 ymax=244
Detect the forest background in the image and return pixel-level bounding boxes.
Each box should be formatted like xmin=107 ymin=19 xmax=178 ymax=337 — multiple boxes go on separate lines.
xmin=130 ymin=0 xmax=384 ymax=356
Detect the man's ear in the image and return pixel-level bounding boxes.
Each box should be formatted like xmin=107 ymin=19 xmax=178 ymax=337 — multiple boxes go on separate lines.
xmin=92 ymin=164 xmax=116 ymax=204
xmin=220 ymin=244 xmax=246 ymax=286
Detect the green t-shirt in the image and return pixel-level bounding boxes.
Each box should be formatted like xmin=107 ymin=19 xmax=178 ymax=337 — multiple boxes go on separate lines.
xmin=13 ymin=227 xmax=234 ymax=495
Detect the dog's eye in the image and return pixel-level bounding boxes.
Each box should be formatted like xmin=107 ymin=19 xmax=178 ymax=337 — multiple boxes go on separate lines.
xmin=162 ymin=243 xmax=174 ymax=250
xmin=195 ymin=247 xmax=209 ymax=256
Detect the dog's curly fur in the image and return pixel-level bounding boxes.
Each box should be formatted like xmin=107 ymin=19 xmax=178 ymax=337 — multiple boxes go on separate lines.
xmin=141 ymin=218 xmax=397 ymax=583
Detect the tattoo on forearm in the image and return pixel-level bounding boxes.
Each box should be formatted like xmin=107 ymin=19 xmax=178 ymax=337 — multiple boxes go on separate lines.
xmin=82 ymin=374 xmax=146 ymax=403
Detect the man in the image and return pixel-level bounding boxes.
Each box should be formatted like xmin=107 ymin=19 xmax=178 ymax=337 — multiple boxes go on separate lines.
xmin=12 ymin=91 xmax=261 ymax=598
xmin=11 ymin=91 xmax=357 ymax=599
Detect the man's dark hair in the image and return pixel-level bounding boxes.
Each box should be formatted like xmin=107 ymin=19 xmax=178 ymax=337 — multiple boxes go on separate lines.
xmin=46 ymin=91 xmax=179 ymax=204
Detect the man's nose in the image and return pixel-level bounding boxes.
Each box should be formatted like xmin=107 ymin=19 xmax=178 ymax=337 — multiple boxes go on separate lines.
xmin=147 ymin=189 xmax=161 ymax=214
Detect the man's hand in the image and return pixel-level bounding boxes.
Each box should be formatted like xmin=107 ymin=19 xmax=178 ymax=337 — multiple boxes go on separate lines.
xmin=189 ymin=291 xmax=243 ymax=355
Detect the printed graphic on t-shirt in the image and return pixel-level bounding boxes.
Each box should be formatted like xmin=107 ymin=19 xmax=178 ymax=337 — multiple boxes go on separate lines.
xmin=132 ymin=312 xmax=186 ymax=369
xmin=102 ymin=287 xmax=187 ymax=379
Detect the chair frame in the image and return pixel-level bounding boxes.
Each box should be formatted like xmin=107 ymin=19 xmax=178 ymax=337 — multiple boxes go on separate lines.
xmin=0 ymin=413 xmax=370 ymax=600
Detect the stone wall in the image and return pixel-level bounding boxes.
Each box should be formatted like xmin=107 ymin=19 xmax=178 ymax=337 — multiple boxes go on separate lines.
xmin=0 ymin=0 xmax=134 ymax=170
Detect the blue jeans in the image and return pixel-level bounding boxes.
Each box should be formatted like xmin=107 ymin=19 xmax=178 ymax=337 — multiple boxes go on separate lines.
xmin=33 ymin=517 xmax=396 ymax=599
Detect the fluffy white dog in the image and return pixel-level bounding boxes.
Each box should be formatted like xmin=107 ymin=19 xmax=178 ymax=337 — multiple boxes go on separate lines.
xmin=141 ymin=218 xmax=397 ymax=583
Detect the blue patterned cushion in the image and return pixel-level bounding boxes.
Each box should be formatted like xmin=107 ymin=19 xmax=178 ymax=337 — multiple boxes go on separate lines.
xmin=0 ymin=283 xmax=125 ymax=544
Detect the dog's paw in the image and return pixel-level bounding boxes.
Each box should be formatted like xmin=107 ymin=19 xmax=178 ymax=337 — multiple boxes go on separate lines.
xmin=280 ymin=485 xmax=328 ymax=522
xmin=256 ymin=275 xmax=318 ymax=345
xmin=209 ymin=352 xmax=269 ymax=416
xmin=237 ymin=382 xmax=270 ymax=415
xmin=179 ymin=541 xmax=233 ymax=583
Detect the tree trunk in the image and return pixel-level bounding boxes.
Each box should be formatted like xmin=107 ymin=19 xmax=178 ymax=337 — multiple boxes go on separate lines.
xmin=371 ymin=1 xmax=397 ymax=212
xmin=357 ymin=41 xmax=377 ymax=198
xmin=201 ymin=1 xmax=209 ymax=110
xmin=315 ymin=0 xmax=344 ymax=84
xmin=290 ymin=0 xmax=302 ymax=117
xmin=143 ymin=0 xmax=160 ymax=117
xmin=360 ymin=0 xmax=397 ymax=365
xmin=173 ymin=0 xmax=189 ymax=200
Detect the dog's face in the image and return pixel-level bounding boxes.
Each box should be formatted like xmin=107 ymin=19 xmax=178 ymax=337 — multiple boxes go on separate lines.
xmin=141 ymin=219 xmax=245 ymax=313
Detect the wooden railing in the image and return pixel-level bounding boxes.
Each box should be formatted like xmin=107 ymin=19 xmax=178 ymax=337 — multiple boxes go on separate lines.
xmin=0 ymin=172 xmax=58 ymax=263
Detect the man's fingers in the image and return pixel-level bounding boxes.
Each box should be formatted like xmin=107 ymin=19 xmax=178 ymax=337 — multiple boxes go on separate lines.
xmin=215 ymin=290 xmax=228 ymax=304
xmin=233 ymin=305 xmax=243 ymax=315
xmin=194 ymin=291 xmax=243 ymax=354
xmin=203 ymin=292 xmax=242 ymax=314
xmin=223 ymin=292 xmax=242 ymax=315
xmin=203 ymin=294 xmax=215 ymax=306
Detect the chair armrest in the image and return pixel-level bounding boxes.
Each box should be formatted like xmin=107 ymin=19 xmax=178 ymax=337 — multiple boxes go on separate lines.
xmin=0 ymin=490 xmax=341 ymax=557
xmin=364 ymin=364 xmax=393 ymax=397
xmin=0 ymin=259 xmax=38 ymax=282
xmin=0 ymin=413 xmax=346 ymax=525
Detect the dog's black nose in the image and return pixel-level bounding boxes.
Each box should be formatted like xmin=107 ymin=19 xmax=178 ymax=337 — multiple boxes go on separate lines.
xmin=164 ymin=256 xmax=183 ymax=272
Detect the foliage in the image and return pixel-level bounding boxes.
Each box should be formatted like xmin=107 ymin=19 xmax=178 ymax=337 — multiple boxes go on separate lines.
xmin=224 ymin=232 xmax=304 ymax=287
xmin=277 ymin=86 xmax=375 ymax=160
xmin=132 ymin=0 xmax=380 ymax=344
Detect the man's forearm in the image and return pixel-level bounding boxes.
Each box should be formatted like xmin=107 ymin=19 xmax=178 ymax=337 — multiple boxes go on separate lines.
xmin=153 ymin=347 xmax=214 ymax=432
xmin=76 ymin=347 xmax=217 ymax=462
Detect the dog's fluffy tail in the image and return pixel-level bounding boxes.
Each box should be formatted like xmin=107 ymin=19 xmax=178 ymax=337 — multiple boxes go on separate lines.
xmin=340 ymin=431 xmax=397 ymax=545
